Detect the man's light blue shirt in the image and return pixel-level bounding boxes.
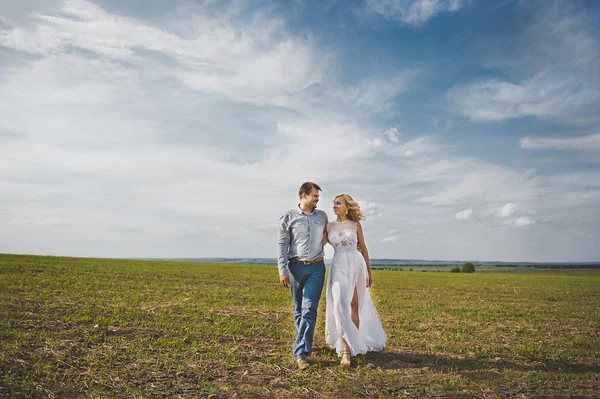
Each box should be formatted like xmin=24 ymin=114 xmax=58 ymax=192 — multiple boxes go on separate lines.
xmin=277 ymin=206 xmax=328 ymax=276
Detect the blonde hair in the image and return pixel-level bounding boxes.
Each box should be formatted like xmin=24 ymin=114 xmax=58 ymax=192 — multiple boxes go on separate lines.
xmin=335 ymin=194 xmax=365 ymax=222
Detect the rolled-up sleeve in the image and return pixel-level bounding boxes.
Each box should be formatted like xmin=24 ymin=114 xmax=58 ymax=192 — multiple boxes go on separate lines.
xmin=277 ymin=214 xmax=291 ymax=276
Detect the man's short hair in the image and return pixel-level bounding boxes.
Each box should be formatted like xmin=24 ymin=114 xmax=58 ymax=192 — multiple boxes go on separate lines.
xmin=299 ymin=182 xmax=322 ymax=198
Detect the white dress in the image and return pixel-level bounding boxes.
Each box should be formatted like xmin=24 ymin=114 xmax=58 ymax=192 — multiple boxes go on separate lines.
xmin=325 ymin=220 xmax=387 ymax=356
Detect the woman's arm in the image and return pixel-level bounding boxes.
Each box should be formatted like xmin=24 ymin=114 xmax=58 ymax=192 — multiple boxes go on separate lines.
xmin=356 ymin=222 xmax=373 ymax=287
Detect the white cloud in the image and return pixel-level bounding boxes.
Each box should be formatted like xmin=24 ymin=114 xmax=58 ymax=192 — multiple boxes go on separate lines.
xmin=455 ymin=209 xmax=473 ymax=220
xmin=365 ymin=0 xmax=472 ymax=25
xmin=409 ymin=157 xmax=468 ymax=182
xmin=293 ymin=70 xmax=421 ymax=117
xmin=498 ymin=203 xmax=517 ymax=217
xmin=385 ymin=135 xmax=443 ymax=160
xmin=515 ymin=217 xmax=535 ymax=227
xmin=271 ymin=123 xmax=383 ymax=169
xmin=447 ymin=78 xmax=600 ymax=124
xmin=520 ymin=133 xmax=600 ymax=162
xmin=382 ymin=235 xmax=398 ymax=243
xmin=343 ymin=74 xmax=416 ymax=111
xmin=0 ymin=0 xmax=328 ymax=107
xmin=446 ymin=1 xmax=600 ymax=126
xmin=520 ymin=133 xmax=600 ymax=151
xmin=358 ymin=201 xmax=383 ymax=218
xmin=386 ymin=127 xmax=401 ymax=143
xmin=483 ymin=202 xmax=537 ymax=220
xmin=421 ymin=164 xmax=541 ymax=206
xmin=546 ymin=172 xmax=600 ymax=189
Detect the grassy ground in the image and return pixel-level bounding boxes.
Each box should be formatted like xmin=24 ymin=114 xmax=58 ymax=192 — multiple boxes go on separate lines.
xmin=1 ymin=254 xmax=599 ymax=398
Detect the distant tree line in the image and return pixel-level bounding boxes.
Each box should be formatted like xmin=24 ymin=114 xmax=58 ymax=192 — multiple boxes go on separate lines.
xmin=492 ymin=264 xmax=600 ymax=269
xmin=371 ymin=262 xmax=600 ymax=271
xmin=370 ymin=262 xmax=600 ymax=270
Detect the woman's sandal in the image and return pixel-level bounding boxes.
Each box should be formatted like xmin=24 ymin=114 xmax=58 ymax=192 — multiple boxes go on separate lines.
xmin=341 ymin=350 xmax=351 ymax=367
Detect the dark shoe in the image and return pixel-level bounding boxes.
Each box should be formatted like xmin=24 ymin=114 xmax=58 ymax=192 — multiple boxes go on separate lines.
xmin=297 ymin=358 xmax=311 ymax=370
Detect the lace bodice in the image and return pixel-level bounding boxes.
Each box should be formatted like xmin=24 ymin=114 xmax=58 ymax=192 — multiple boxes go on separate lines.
xmin=327 ymin=220 xmax=359 ymax=252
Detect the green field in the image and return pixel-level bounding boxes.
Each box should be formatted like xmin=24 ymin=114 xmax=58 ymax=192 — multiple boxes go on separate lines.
xmin=1 ymin=254 xmax=599 ymax=398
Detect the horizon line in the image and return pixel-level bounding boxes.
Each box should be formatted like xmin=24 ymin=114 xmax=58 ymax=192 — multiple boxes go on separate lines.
xmin=1 ymin=253 xmax=599 ymax=264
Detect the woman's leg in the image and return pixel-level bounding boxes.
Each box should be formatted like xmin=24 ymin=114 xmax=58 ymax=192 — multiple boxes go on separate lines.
xmin=351 ymin=286 xmax=360 ymax=329
xmin=340 ymin=337 xmax=351 ymax=366
xmin=341 ymin=337 xmax=350 ymax=352
xmin=340 ymin=286 xmax=360 ymax=367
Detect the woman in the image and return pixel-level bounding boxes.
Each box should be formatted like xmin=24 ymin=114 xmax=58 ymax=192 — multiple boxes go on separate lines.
xmin=323 ymin=194 xmax=387 ymax=367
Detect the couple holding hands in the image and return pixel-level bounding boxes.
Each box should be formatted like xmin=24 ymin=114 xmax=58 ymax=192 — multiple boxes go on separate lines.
xmin=277 ymin=182 xmax=387 ymax=369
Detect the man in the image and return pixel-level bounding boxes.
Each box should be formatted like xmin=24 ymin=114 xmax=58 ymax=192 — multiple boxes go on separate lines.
xmin=277 ymin=182 xmax=328 ymax=370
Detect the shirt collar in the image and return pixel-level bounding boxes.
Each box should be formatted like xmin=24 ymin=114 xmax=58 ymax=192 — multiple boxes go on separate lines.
xmin=297 ymin=204 xmax=316 ymax=215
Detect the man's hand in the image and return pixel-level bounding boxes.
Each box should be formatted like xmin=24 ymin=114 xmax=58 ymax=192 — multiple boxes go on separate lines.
xmin=280 ymin=274 xmax=290 ymax=288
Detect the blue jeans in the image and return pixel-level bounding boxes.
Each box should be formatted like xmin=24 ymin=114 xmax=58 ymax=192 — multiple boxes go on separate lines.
xmin=288 ymin=260 xmax=325 ymax=360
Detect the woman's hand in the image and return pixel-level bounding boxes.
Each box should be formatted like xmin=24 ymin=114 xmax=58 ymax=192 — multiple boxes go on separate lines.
xmin=367 ymin=269 xmax=373 ymax=288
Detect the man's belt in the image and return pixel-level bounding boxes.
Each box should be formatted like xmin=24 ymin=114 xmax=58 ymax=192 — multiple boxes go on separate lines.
xmin=289 ymin=257 xmax=324 ymax=265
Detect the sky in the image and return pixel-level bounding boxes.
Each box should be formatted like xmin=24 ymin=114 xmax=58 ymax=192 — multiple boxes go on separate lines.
xmin=0 ymin=0 xmax=599 ymax=262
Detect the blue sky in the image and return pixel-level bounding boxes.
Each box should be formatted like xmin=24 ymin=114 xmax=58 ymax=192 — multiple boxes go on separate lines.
xmin=1 ymin=0 xmax=599 ymax=262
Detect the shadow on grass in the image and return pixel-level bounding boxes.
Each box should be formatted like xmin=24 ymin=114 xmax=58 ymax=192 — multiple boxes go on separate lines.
xmin=314 ymin=346 xmax=599 ymax=374
xmin=358 ymin=350 xmax=600 ymax=374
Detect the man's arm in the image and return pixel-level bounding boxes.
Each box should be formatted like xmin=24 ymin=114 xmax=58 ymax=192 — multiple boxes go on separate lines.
xmin=277 ymin=214 xmax=291 ymax=287
xmin=321 ymin=211 xmax=329 ymax=247
xmin=321 ymin=223 xmax=329 ymax=247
